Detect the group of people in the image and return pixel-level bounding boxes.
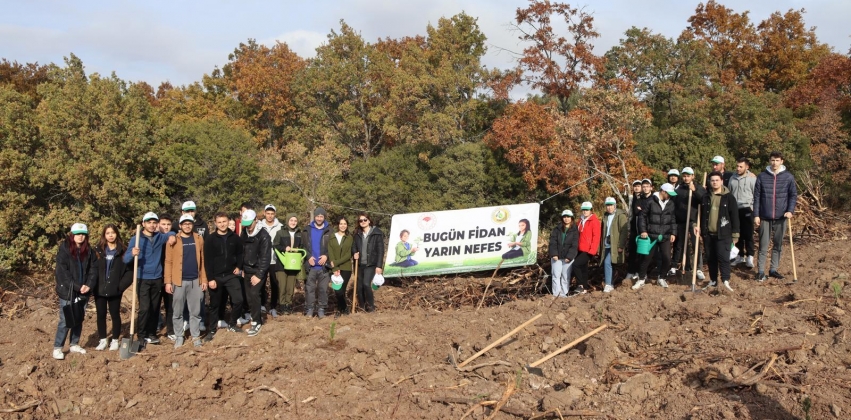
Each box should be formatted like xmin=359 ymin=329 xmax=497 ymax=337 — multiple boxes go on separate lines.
xmin=52 ymin=201 xmax=385 ymax=359
xmin=548 ymin=151 xmax=798 ymax=296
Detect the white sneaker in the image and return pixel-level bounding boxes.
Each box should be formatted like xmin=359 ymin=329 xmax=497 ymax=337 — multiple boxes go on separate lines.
xmin=631 ymin=279 xmax=646 ymax=290
xmin=109 ymin=339 xmax=119 ymax=351
xmin=217 ymin=320 xmax=228 ymax=328
xmin=95 ymin=338 xmax=108 ymax=351
xmin=731 ymin=256 xmax=743 ymax=266
xmin=723 ymin=281 xmax=734 ymax=292
xmin=746 ymin=256 xmax=754 ymax=268
xmin=603 ymin=285 xmax=614 ymax=293
xmin=199 ymin=322 xmax=206 ymax=332
xmin=237 ymin=317 xmax=250 ymax=327
xmin=696 ymin=270 xmax=705 ymax=280
xmin=668 ymin=268 xmax=678 ymax=276
xmin=69 ymin=345 xmax=86 ymax=354
xmin=658 ymin=278 xmax=669 ymax=288
xmin=52 ymin=348 xmax=65 ymax=360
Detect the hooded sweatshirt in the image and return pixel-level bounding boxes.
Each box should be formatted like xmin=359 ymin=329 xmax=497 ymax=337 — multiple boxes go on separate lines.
xmin=729 ymin=170 xmax=756 ymax=210
xmin=703 ymin=185 xmax=740 ymax=240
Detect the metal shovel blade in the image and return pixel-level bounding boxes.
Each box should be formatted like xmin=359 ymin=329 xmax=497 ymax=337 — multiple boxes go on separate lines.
xmin=524 ymin=365 xmax=544 ymax=376
xmin=119 ymin=337 xmax=141 ymax=360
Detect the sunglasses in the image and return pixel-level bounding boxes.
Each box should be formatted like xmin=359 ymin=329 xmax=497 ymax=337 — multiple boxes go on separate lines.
xmin=358 ymin=219 xmax=369 ymax=223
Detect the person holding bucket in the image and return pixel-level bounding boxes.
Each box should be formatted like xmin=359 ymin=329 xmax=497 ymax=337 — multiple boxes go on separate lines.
xmin=328 ymin=216 xmax=354 ymax=317
xmin=352 ymin=212 xmax=384 ymax=313
xmin=548 ymin=210 xmax=578 ymax=297
xmin=632 ymin=183 xmax=678 ymax=290
xmin=53 ymin=223 xmax=98 ymax=360
xmin=273 ymin=213 xmax=303 ymax=315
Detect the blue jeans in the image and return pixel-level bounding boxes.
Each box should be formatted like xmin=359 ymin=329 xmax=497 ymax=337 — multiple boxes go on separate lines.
xmin=54 ymin=296 xmax=89 ymax=348
xmin=550 ymin=258 xmax=573 ymax=297
xmin=603 ymin=248 xmax=613 ymax=286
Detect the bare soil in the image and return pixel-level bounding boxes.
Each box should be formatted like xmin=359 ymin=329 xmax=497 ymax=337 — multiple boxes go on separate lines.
xmin=1 ymin=235 xmax=850 ymax=419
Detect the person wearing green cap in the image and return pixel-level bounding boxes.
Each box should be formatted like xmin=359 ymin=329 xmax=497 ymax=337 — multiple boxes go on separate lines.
xmin=599 ymin=198 xmax=628 ymax=293
xmin=548 ymin=210 xmax=578 ymax=297
xmin=709 ymin=156 xmax=734 ymax=187
xmin=633 ymin=184 xmax=678 ymax=290
xmin=667 ymin=169 xmax=680 ymax=187
xmin=673 ymin=167 xmax=707 ymax=278
xmin=52 ymin=223 xmax=98 ymax=360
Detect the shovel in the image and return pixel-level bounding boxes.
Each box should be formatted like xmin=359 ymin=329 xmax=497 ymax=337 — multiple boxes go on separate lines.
xmin=525 ymin=324 xmax=607 ymax=376
xmin=787 ymin=218 xmax=798 ymax=284
xmin=120 ymin=225 xmax=142 ymax=360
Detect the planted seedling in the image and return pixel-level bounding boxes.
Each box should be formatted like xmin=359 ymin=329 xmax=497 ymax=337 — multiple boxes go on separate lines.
xmin=830 ymin=282 xmax=842 ymax=305
xmin=329 ymin=321 xmax=337 ymax=343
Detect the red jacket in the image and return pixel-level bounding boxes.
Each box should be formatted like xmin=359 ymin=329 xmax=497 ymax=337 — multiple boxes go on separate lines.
xmin=577 ymin=214 xmax=601 ymax=256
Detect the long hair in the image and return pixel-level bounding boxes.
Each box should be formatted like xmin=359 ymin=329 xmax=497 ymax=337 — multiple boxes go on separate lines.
xmin=336 ymin=216 xmax=350 ymax=236
xmin=97 ymin=224 xmax=126 ymax=254
xmin=517 ymin=219 xmax=531 ymax=235
xmin=67 ymin=233 xmax=90 ymax=261
xmin=357 ymin=212 xmax=373 ymax=233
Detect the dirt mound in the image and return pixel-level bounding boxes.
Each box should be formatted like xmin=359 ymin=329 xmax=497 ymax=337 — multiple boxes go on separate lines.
xmin=1 ymin=236 xmax=850 ymax=419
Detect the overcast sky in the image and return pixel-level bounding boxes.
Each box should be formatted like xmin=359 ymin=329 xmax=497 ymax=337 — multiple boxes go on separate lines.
xmin=2 ymin=0 xmax=849 ymax=92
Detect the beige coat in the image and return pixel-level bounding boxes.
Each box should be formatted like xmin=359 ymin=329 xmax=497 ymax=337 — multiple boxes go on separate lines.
xmin=164 ymin=233 xmax=208 ymax=286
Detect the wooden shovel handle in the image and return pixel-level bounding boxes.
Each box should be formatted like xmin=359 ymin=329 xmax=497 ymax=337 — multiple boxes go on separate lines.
xmin=528 ymin=324 xmax=608 ymax=368
xmin=787 ymin=218 xmax=797 ymax=281
xmin=351 ymin=262 xmax=358 ymax=314
xmin=129 ymin=224 xmax=140 ymax=337
xmin=457 ymin=314 xmax=542 ymax=368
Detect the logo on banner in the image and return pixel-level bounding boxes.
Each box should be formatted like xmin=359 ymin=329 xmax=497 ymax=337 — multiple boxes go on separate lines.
xmin=417 ymin=213 xmax=437 ymax=230
xmin=491 ymin=207 xmax=510 ymax=224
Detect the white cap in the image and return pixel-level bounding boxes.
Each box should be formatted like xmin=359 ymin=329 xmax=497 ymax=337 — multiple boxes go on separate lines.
xmin=181 ymin=201 xmax=196 ymax=211
xmin=580 ymin=201 xmax=593 ymax=210
xmin=179 ymin=214 xmax=195 ymax=224
xmin=711 ymin=155 xmax=725 ymax=164
xmin=241 ymin=209 xmax=257 ymax=226
xmin=604 ymin=197 xmax=616 ymax=205
xmin=660 ymin=183 xmax=678 ymax=196
xmin=682 ymin=167 xmax=695 ymax=175
xmin=264 ymin=204 xmax=276 ymax=212
xmin=70 ymin=223 xmax=88 ymax=235
xmin=143 ymin=212 xmax=159 ymax=222
xmin=561 ymin=209 xmax=574 ymax=217
xmin=667 ymin=169 xmax=680 ymax=176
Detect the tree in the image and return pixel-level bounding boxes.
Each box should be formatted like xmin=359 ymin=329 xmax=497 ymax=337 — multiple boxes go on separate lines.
xmin=512 ymin=0 xmax=604 ymax=113
xmin=752 ymin=9 xmax=830 ymax=92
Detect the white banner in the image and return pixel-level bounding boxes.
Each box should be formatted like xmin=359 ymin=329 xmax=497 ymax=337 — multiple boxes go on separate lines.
xmin=383 ymin=203 xmax=540 ymax=278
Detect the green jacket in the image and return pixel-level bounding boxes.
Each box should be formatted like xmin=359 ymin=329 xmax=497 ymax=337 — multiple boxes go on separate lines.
xmin=394 ymin=241 xmax=417 ymax=263
xmin=509 ymin=231 xmax=532 ymax=257
xmin=327 ymin=233 xmax=353 ymax=272
xmin=598 ymin=209 xmax=629 ymax=264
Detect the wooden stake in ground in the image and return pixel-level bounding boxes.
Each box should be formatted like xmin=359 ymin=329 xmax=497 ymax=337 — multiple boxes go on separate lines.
xmin=681 ymin=186 xmax=693 ymax=276
xmin=456 ymin=313 xmax=542 ymax=369
xmin=526 ymin=324 xmax=607 ymax=375
xmin=477 ymin=259 xmax=504 ymax=310
xmin=787 ymin=218 xmax=798 ymax=283
xmin=351 ymin=260 xmax=359 ymax=314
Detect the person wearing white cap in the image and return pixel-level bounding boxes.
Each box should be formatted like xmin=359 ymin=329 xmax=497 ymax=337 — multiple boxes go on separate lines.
xmin=52 ymin=223 xmax=98 ymax=360
xmin=599 ymin=198 xmax=628 ymax=293
xmin=667 ymin=169 xmax=680 ymax=187
xmin=164 ymin=214 xmax=209 ymax=348
xmin=259 ymin=204 xmax=283 ymax=317
xmin=632 ymin=183 xmax=677 ymax=290
xmin=123 ymin=212 xmax=176 ymax=345
xmin=709 ymin=156 xmax=734 ymax=187
xmin=672 ymin=167 xmax=707 ymax=279
xmin=571 ymin=202 xmax=600 ymax=295
xmin=240 ymin=209 xmax=271 ymax=336
xmin=180 ymin=201 xmax=208 ymax=237
xmin=548 ymin=210 xmax=578 ymax=297
xmin=624 ymin=180 xmax=645 ymax=281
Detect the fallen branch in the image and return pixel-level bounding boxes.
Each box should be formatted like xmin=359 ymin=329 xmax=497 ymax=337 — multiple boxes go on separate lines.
xmin=783 ymin=298 xmax=821 ymax=307
xmin=0 ymin=400 xmax=42 ymax=413
xmin=485 ymin=379 xmax=516 ymax=420
xmin=528 ymin=409 xmax=608 ymax=419
xmin=457 ymin=360 xmax=511 ymax=373
xmin=245 ymin=386 xmax=289 ymax=403
xmin=709 ymin=354 xmax=779 ymax=391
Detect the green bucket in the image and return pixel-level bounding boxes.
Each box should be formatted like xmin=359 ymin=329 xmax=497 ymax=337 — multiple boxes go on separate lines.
xmin=331 ymin=282 xmax=343 ymax=291
xmin=635 ymin=236 xmax=657 ymax=255
xmin=371 ymin=284 xmax=379 ymax=290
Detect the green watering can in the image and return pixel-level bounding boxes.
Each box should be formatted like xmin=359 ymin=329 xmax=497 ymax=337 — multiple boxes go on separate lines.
xmin=275 ymin=248 xmax=307 ymax=270
xmin=635 ymin=236 xmax=658 ymax=255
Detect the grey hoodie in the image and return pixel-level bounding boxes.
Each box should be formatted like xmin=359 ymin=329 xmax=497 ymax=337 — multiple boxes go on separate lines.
xmin=729 ymin=170 xmax=756 ymax=209
xmin=258 ymin=218 xmax=283 ymax=265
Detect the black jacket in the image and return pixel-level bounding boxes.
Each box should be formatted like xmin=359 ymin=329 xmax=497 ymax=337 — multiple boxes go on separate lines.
xmin=241 ymin=228 xmax=272 ymax=279
xmin=630 ymin=192 xmax=652 ymax=232
xmin=638 ymin=193 xmax=678 ymax=240
xmin=274 ymin=228 xmax=303 ymax=252
xmin=54 ymin=241 xmax=98 ymax=300
xmin=701 ymin=187 xmax=741 ymax=241
xmin=204 ymin=230 xmax=243 ymax=280
xmin=94 ymin=245 xmax=132 ymax=298
xmin=674 ymin=182 xmax=707 ymax=223
xmin=353 ymin=227 xmax=385 ymax=268
xmin=548 ymin=224 xmax=579 ymax=261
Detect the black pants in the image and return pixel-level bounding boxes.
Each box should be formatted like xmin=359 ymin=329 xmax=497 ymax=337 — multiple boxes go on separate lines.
xmin=626 ymin=229 xmax=640 ymax=274
xmin=263 ymin=266 xmax=280 ymax=309
xmin=639 ymin=239 xmax=672 ymax=280
xmin=159 ymin=284 xmax=174 ymax=335
xmin=736 ymin=208 xmax=755 ymax=257
xmin=207 ymin=275 xmax=244 ymax=332
xmin=333 ymin=270 xmax=352 ymax=313
xmin=95 ymin=295 xmax=122 ymax=339
xmin=501 ymin=248 xmax=523 ymax=260
xmin=672 ymin=222 xmax=701 ymax=271
xmin=137 ymin=278 xmax=163 ymax=338
xmin=572 ymin=252 xmax=591 ymax=289
xmin=245 ymin=271 xmax=264 ymax=324
xmin=706 ymin=234 xmax=733 ymax=282
xmin=357 ymin=265 xmax=376 ymax=311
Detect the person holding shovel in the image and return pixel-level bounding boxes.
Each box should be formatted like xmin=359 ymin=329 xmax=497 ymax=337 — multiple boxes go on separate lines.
xmin=672 ymin=167 xmax=706 ymax=277
xmin=599 ymin=197 xmax=628 ymax=293
xmin=53 ymin=223 xmax=98 ymax=360
xmin=700 ymin=171 xmax=740 ymax=292
xmin=164 ymin=215 xmax=208 ymax=348
xmin=753 ymin=151 xmax=797 ymax=282
xmin=203 ymin=212 xmax=245 ymax=342
xmin=632 ymin=183 xmax=678 ymax=290
xmin=328 ymin=216 xmax=354 ymax=317
xmin=352 ymin=212 xmax=385 ymax=313
xmin=549 ymin=210 xmax=578 ymax=298
xmin=273 ymin=213 xmax=303 ymax=315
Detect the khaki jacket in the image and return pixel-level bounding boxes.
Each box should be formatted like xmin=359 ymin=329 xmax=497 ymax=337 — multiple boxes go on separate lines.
xmin=164 ymin=233 xmax=208 ymax=286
